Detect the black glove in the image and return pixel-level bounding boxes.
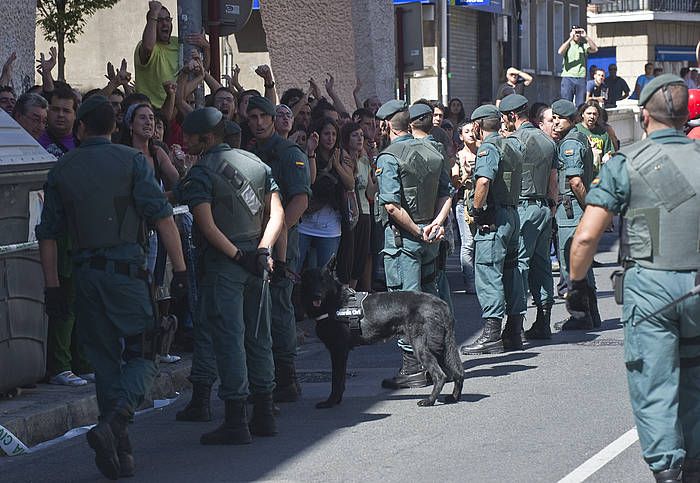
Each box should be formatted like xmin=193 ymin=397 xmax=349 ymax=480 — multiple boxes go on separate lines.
xmin=565 ymin=279 xmax=589 ymax=318
xmin=470 ymin=206 xmax=491 ymax=228
xmin=271 ymin=259 xmax=287 ymax=284
xmin=234 ymin=248 xmax=271 ymax=277
xmin=44 ymin=286 xmax=69 ymax=321
xmin=170 ymin=271 xmax=189 ymax=302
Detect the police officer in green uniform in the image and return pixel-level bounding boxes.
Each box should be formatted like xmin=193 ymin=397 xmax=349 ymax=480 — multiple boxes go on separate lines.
xmin=409 ymin=102 xmax=455 ymax=314
xmin=36 ymin=96 xmax=188 ymax=479
xmin=499 ymin=95 xmax=559 ymax=339
xmin=550 ymin=99 xmax=601 ymax=330
xmin=175 ymin=107 xmax=285 ymax=445
xmin=567 ymin=74 xmax=700 ymax=483
xmin=374 ymin=100 xmax=451 ymax=389
xmin=247 ymin=96 xmax=311 ymax=403
xmin=460 ymin=104 xmax=526 ymax=354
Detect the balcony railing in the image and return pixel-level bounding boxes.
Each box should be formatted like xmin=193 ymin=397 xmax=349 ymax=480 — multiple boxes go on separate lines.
xmin=594 ymin=0 xmax=700 ymax=13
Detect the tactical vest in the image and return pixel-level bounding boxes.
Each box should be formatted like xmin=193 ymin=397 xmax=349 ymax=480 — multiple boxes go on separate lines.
xmin=512 ymin=126 xmax=555 ymax=199
xmin=482 ymin=136 xmax=523 ymax=206
xmin=558 ymin=130 xmax=594 ymax=196
xmin=199 ymin=147 xmax=267 ymax=243
xmin=619 ymin=138 xmax=700 ymax=270
xmin=382 ymin=138 xmax=444 ymax=224
xmin=55 ymin=144 xmax=145 ymax=250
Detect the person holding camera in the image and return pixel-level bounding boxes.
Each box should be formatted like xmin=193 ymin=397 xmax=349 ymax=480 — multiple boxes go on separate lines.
xmin=558 ymin=26 xmax=599 ymax=107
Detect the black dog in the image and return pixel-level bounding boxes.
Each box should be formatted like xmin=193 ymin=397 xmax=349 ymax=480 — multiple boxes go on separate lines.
xmin=300 ymin=261 xmax=464 ymax=409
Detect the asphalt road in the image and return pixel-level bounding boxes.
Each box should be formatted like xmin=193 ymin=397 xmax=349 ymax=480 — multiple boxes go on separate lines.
xmin=0 ymin=230 xmax=652 ymax=482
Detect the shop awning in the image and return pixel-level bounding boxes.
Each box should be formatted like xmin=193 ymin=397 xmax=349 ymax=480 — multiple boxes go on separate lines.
xmin=655 ymin=45 xmax=696 ymax=62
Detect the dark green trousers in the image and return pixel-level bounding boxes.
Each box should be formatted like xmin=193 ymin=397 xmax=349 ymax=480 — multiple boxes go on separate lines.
xmin=73 ymin=266 xmax=157 ymax=415
xmin=622 ymin=266 xmax=700 ymax=472
xmin=46 ymin=276 xmax=92 ymax=377
xmin=191 ymin=253 xmax=274 ymax=400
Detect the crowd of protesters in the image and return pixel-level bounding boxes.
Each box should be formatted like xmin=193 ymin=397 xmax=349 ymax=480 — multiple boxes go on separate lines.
xmin=0 ymin=2 xmax=695 ymax=391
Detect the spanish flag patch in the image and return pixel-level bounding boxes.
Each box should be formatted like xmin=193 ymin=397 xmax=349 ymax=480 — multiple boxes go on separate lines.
xmin=478 ymin=150 xmax=488 ymax=157
xmin=591 ymin=177 xmax=600 ymax=186
xmin=295 ymin=160 xmax=305 ymax=167
xmin=375 ymin=167 xmax=382 ymax=175
xmin=564 ymin=149 xmax=574 ymax=155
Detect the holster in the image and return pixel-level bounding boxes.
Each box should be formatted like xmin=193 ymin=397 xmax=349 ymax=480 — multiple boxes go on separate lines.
xmin=562 ymin=195 xmax=574 ymax=219
xmin=391 ymin=224 xmax=403 ymax=248
xmin=610 ymin=263 xmax=631 ymax=305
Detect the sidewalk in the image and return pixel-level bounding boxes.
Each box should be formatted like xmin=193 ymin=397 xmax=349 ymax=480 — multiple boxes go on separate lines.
xmin=0 ymin=355 xmax=193 ymax=450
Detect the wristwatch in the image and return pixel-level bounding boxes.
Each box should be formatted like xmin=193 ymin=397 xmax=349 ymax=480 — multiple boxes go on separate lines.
xmin=264 ymin=81 xmax=275 ymax=89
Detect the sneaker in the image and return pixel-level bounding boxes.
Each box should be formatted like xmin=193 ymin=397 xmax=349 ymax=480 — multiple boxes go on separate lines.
xmin=78 ymin=373 xmax=96 ymax=383
xmin=160 ymin=354 xmax=181 ymax=363
xmin=49 ymin=371 xmax=88 ymax=386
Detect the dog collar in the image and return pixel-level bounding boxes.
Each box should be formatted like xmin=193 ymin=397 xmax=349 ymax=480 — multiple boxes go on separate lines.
xmin=314 ymin=313 xmax=329 ymax=321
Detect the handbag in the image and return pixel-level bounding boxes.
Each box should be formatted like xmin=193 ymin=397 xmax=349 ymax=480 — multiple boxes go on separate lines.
xmin=342 ymin=188 xmax=360 ymax=230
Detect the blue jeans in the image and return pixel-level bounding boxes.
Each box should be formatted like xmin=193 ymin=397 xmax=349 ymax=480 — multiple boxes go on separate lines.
xmin=560 ymin=76 xmax=587 ymax=107
xmin=455 ymin=203 xmax=475 ymax=289
xmin=296 ymin=234 xmax=341 ymax=273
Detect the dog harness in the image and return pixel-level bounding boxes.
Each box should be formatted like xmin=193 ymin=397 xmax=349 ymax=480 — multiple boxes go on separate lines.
xmin=336 ymin=289 xmax=369 ymax=335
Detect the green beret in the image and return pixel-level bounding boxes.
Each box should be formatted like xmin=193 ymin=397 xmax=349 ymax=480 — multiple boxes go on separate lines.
xmin=498 ymin=94 xmax=529 ymax=114
xmin=639 ymin=74 xmax=685 ymax=107
xmin=246 ymin=95 xmax=275 ymax=116
xmin=470 ymin=104 xmax=501 ymax=121
xmin=376 ymin=100 xmax=408 ymax=121
xmin=551 ymin=99 xmax=577 ymax=118
xmin=224 ymin=120 xmax=241 ymax=136
xmin=182 ymin=107 xmax=223 ymax=135
xmin=408 ymin=103 xmax=433 ymax=121
xmin=77 ymin=95 xmax=109 ymax=121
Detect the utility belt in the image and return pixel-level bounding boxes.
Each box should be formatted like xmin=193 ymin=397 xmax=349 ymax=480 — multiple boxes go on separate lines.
xmin=519 ymin=198 xmax=546 ymax=206
xmin=79 ymin=257 xmax=149 ymax=281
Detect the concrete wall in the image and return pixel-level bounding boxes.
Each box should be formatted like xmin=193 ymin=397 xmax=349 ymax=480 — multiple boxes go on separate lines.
xmin=35 ymin=0 xmax=179 ymax=92
xmin=591 ymin=20 xmax=700 ymax=89
xmin=259 ymin=0 xmax=394 ymax=111
xmin=1 ymin=0 xmax=37 ymax=94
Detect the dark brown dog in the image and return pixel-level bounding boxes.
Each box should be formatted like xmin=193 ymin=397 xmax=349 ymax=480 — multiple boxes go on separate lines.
xmin=300 ymin=261 xmax=464 ymax=409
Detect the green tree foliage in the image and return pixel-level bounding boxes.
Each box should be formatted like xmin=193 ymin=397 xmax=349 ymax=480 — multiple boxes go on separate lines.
xmin=37 ymin=0 xmax=121 ymax=81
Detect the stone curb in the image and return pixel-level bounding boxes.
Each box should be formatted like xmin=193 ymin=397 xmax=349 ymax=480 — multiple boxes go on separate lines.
xmin=1 ymin=356 xmax=193 ymax=452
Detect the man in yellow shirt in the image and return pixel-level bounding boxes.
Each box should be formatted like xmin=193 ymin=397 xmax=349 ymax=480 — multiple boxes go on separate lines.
xmin=134 ymin=1 xmax=179 ymax=108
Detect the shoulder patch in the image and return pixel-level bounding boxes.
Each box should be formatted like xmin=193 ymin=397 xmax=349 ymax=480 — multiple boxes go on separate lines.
xmin=478 ymin=150 xmax=488 ymax=157
xmin=591 ymin=177 xmax=600 ymax=186
xmin=375 ymin=167 xmax=382 ymax=176
xmin=295 ymin=160 xmax=305 ymax=168
xmin=564 ymin=149 xmax=574 ymax=156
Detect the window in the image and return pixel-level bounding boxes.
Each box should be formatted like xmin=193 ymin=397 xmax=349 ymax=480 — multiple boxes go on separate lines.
xmin=536 ymin=0 xmax=549 ymax=71
xmin=553 ymin=2 xmax=564 ymax=74
xmin=520 ymin=0 xmax=531 ymax=69
xmin=570 ymin=3 xmax=580 ymax=28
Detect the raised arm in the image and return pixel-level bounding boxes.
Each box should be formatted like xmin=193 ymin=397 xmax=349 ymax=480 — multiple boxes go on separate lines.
xmin=324 ymin=73 xmax=348 ymax=115
xmin=0 ymin=52 xmax=16 ymax=88
xmin=139 ymin=1 xmax=162 ymax=65
xmin=255 ymin=65 xmax=277 ymax=104
xmin=557 ymin=29 xmax=575 ymax=56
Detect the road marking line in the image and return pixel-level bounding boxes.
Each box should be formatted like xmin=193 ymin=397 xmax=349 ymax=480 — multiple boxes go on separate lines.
xmin=558 ymin=427 xmax=639 ymax=483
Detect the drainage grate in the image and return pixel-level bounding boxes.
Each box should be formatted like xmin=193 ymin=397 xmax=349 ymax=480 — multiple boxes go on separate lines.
xmin=297 ymin=371 xmax=356 ymax=383
xmin=575 ymin=339 xmax=624 ymax=347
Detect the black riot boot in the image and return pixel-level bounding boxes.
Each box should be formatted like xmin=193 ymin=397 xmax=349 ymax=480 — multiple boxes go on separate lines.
xmin=654 ymin=468 xmax=682 ymax=482
xmin=461 ymin=318 xmax=504 ymax=355
xmin=525 ymin=304 xmax=553 ymax=340
xmin=249 ymin=393 xmax=278 ymax=437
xmin=86 ymin=399 xmax=131 ymax=480
xmin=176 ymin=383 xmax=212 ymax=422
xmin=116 ymin=430 xmax=134 ymax=478
xmin=273 ymin=362 xmax=301 ymax=403
xmin=502 ymin=314 xmax=525 ymax=351
xmin=381 ymin=350 xmax=432 ymax=389
xmin=200 ymin=399 xmax=252 ymax=445
xmin=588 ymin=287 xmax=602 ymax=328
xmin=558 ymin=311 xmax=594 ymax=331
xmin=683 ymin=458 xmax=700 ymax=483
